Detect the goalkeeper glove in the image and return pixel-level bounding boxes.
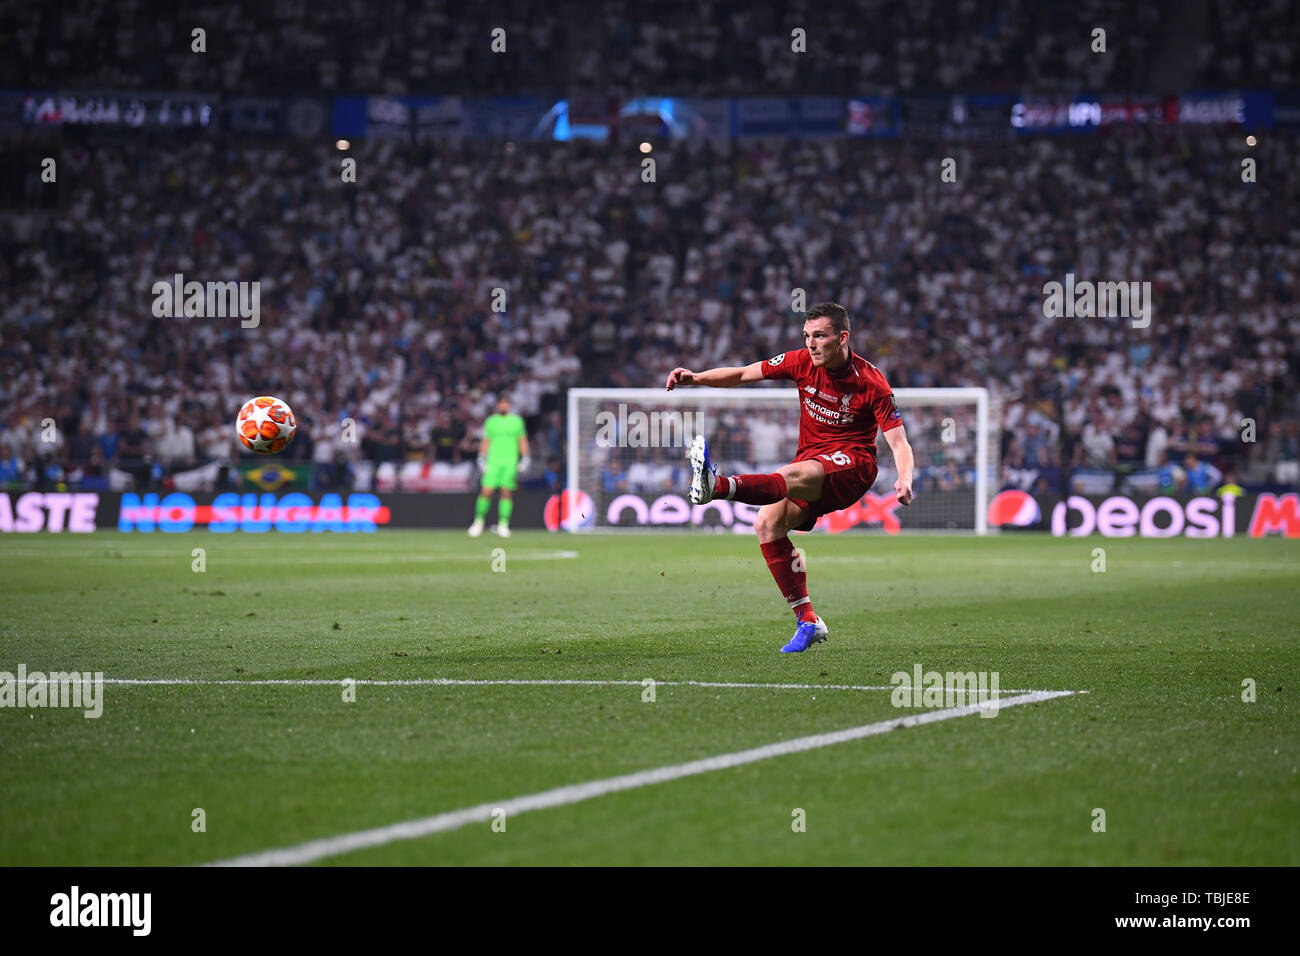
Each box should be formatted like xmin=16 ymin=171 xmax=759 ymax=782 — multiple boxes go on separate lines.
xmin=476 ymin=456 xmax=487 ymax=471
xmin=517 ymin=455 xmax=531 ymax=473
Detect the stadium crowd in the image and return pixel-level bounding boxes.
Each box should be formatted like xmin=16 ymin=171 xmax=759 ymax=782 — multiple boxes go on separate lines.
xmin=2 ymin=128 xmax=1297 ymax=499
xmin=4 ymin=0 xmax=1298 ymax=96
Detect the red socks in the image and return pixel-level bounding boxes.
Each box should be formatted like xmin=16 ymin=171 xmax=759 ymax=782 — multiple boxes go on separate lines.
xmin=759 ymin=537 xmax=817 ymax=623
xmin=713 ymin=473 xmax=787 ymax=505
xmin=718 ymin=475 xmax=816 ymax=623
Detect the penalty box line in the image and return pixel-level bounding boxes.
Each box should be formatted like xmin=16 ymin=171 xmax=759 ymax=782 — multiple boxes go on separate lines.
xmin=89 ymin=678 xmax=1061 ymax=694
xmin=207 ymin=689 xmax=1075 ymax=867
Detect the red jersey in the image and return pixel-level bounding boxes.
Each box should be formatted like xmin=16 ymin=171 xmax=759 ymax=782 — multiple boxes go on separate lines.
xmin=760 ymin=347 xmax=902 ymax=464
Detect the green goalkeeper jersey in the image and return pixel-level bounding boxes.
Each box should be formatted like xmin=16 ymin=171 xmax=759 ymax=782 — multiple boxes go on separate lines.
xmin=483 ymin=413 xmax=525 ymax=466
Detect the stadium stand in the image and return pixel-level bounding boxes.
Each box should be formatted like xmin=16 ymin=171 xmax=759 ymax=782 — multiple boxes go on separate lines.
xmin=2 ymin=132 xmax=1297 ymax=495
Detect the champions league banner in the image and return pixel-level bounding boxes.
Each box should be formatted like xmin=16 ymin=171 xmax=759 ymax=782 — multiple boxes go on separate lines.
xmin=733 ymin=97 xmax=844 ymax=137
xmin=1007 ymin=91 xmax=1273 ymax=133
xmin=19 ymin=90 xmax=215 ymax=128
xmin=5 ymin=90 xmax=1285 ymax=138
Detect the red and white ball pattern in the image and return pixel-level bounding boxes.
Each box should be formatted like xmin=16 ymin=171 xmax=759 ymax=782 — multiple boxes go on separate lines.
xmin=236 ymin=396 xmax=296 ymax=454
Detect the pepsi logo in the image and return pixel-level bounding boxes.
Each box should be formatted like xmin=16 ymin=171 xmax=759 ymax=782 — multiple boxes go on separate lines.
xmin=988 ymin=490 xmax=1041 ymax=527
xmin=544 ymin=489 xmax=595 ymax=532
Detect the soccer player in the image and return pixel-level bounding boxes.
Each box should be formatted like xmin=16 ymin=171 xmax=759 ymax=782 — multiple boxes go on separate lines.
xmin=664 ymin=302 xmax=914 ymax=653
xmin=468 ymin=395 xmax=530 ymax=538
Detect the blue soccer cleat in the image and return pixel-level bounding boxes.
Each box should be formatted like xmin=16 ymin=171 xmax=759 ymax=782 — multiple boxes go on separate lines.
xmin=688 ymin=434 xmax=717 ymax=504
xmin=781 ymin=616 xmax=829 ymax=653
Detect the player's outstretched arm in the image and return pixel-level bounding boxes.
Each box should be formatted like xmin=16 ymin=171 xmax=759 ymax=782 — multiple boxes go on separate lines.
xmin=884 ymin=424 xmax=915 ymax=505
xmin=665 ymin=361 xmax=765 ymax=390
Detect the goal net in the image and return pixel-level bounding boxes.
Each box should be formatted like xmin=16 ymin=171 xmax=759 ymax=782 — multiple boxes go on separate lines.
xmin=565 ymin=386 xmax=997 ymax=534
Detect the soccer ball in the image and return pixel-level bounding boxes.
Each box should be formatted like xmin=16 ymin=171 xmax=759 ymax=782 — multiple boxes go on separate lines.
xmin=236 ymin=396 xmax=296 ymax=454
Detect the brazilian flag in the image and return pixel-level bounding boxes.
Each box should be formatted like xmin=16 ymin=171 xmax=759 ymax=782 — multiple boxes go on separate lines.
xmin=240 ymin=463 xmax=305 ymax=491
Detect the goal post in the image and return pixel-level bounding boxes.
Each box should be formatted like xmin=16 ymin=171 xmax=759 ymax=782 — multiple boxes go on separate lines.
xmin=565 ymin=386 xmax=997 ymax=534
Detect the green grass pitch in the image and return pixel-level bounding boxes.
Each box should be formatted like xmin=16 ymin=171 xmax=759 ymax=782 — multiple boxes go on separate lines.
xmin=1 ymin=530 xmax=1296 ymax=865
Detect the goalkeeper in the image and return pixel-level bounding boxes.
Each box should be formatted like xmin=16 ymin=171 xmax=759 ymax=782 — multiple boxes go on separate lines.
xmin=468 ymin=395 xmax=530 ymax=538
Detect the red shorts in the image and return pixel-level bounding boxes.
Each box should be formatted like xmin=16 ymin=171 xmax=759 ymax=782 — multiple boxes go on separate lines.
xmin=786 ymin=448 xmax=879 ymax=532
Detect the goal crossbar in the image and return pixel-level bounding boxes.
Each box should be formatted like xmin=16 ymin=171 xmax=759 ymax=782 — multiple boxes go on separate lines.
xmin=566 ymin=386 xmax=992 ymax=534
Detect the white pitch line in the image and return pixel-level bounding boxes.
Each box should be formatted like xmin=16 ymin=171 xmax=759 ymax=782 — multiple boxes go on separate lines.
xmin=807 ymin=556 xmax=1300 ymax=572
xmin=261 ymin=551 xmax=582 ymax=564
xmin=208 ymin=689 xmax=1074 ymax=867
xmin=76 ymin=677 xmax=1054 ymax=694
xmin=0 ymin=549 xmax=581 ymax=562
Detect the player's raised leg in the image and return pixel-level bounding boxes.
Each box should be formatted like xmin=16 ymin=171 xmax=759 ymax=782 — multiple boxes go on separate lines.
xmin=688 ymin=434 xmax=717 ymax=503
xmin=688 ymin=435 xmax=823 ymax=508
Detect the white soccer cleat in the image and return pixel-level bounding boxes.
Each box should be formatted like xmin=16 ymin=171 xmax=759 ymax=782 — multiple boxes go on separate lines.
xmin=688 ymin=435 xmax=717 ymax=505
xmin=468 ymin=519 xmax=485 ymax=537
xmin=495 ymin=523 xmax=511 ymax=538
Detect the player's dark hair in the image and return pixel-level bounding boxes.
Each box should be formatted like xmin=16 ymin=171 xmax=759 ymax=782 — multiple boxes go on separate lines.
xmin=805 ymin=302 xmax=850 ymax=334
